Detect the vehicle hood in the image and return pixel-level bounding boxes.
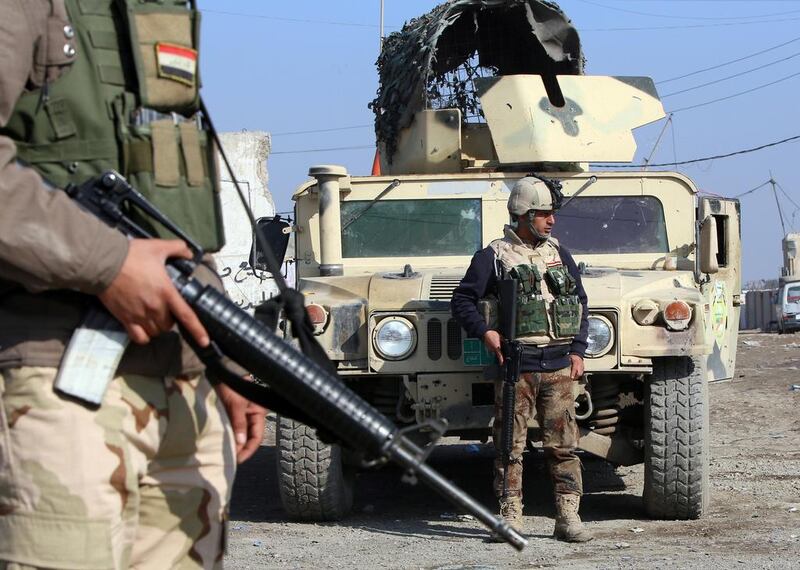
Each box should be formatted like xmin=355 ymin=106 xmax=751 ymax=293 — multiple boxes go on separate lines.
xmin=579 ymin=267 xmax=703 ymax=309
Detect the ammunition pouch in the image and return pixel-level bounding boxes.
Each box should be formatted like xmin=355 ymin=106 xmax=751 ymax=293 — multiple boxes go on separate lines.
xmin=121 ymin=0 xmax=201 ymax=114
xmin=510 ymin=265 xmax=547 ymax=337
xmin=503 ymin=264 xmax=582 ymax=340
xmin=545 ymin=266 xmax=581 ymax=337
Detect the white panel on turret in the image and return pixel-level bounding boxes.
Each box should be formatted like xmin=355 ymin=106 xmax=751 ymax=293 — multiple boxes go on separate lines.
xmin=476 ymin=75 xmax=666 ymax=164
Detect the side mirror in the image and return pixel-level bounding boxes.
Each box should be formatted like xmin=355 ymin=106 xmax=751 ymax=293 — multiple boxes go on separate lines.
xmin=250 ymin=216 xmax=291 ymax=271
xmin=699 ymin=215 xmax=719 ymax=275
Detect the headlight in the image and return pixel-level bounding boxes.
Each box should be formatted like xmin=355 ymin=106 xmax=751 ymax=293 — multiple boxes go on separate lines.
xmin=373 ymin=317 xmax=417 ymax=360
xmin=586 ymin=315 xmax=614 ymax=358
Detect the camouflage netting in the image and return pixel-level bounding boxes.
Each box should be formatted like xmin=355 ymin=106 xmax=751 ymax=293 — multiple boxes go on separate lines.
xmin=370 ymin=0 xmax=584 ymax=163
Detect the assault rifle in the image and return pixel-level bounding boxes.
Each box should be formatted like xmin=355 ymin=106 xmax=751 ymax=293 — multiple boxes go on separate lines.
xmin=64 ymin=171 xmax=527 ymax=550
xmin=497 ymin=272 xmax=524 ymax=498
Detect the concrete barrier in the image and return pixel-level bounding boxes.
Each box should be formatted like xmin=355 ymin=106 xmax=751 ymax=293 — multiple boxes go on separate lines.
xmin=740 ymin=289 xmax=777 ymax=332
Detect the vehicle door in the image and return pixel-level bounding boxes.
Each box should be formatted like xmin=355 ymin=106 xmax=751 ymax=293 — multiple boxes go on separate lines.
xmin=699 ymin=197 xmax=742 ymax=381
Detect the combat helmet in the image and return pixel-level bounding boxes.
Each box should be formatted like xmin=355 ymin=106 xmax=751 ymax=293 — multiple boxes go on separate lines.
xmin=507 ymin=175 xmax=564 ymax=215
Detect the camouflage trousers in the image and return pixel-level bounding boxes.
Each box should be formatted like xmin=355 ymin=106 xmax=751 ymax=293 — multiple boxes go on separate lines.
xmin=492 ymin=366 xmax=582 ymax=499
xmin=0 ymin=367 xmax=236 ymax=570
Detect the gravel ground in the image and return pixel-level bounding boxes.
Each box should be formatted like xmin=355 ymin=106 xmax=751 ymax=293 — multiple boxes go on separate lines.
xmin=225 ymin=333 xmax=800 ymax=569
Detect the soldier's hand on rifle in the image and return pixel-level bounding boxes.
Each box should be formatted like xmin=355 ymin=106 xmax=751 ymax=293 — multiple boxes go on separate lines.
xmin=98 ymin=239 xmax=210 ymax=347
xmin=569 ymin=353 xmax=584 ymax=380
xmin=483 ymin=330 xmax=504 ymax=365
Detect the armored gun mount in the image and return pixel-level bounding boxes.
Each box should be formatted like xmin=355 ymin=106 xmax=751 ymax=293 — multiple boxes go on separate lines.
xmin=371 ymin=0 xmax=665 ymax=174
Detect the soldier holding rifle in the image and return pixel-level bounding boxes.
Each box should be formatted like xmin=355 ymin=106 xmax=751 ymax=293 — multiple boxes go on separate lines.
xmin=0 ymin=1 xmax=265 ymax=567
xmin=452 ymin=176 xmax=592 ymax=542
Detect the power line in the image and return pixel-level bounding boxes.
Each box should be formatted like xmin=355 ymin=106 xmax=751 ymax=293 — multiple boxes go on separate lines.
xmin=272 ymin=124 xmax=372 ymax=137
xmin=575 ymin=0 xmax=800 ymax=21
xmin=203 ymin=9 xmax=395 ymax=29
xmin=580 ymin=15 xmax=800 ymax=32
xmin=592 ymin=133 xmax=800 ymax=169
xmin=660 ymin=50 xmax=800 ymax=97
xmin=657 ymin=35 xmax=800 ymax=84
xmin=204 ymin=7 xmax=800 ymax=34
xmin=734 ymin=180 xmax=771 ymax=199
xmin=775 ymin=181 xmax=800 ymax=231
xmin=271 ymin=144 xmax=373 ymax=156
xmin=775 ymin=181 xmax=800 ymax=211
xmin=668 ymin=69 xmax=800 ymax=113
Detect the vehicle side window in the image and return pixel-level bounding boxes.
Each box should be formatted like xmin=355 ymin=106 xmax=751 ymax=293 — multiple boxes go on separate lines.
xmin=712 ymin=214 xmax=728 ymax=267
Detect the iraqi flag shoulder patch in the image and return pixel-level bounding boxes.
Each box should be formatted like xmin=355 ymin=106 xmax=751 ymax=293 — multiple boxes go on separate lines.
xmin=155 ymin=43 xmax=198 ymax=86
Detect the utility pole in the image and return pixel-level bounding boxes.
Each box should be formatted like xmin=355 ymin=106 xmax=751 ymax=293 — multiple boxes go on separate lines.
xmin=770 ymin=172 xmax=788 ymax=237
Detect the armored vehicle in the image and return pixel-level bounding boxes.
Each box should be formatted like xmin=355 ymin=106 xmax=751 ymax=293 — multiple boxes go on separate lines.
xmin=271 ymin=0 xmax=741 ymax=522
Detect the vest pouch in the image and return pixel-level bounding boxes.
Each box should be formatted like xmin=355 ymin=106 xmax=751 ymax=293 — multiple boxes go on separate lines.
xmin=120 ymin=0 xmax=201 ymax=114
xmin=552 ymin=296 xmax=581 ymax=337
xmin=544 ymin=266 xmax=576 ymax=296
xmin=125 ymin=118 xmax=225 ymax=252
xmin=516 ymin=297 xmax=548 ymax=336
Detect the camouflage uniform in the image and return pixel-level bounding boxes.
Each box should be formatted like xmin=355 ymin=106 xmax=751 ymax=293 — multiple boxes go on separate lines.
xmin=492 ymin=368 xmax=581 ymax=499
xmin=0 ymin=368 xmax=234 ymax=569
xmin=0 ymin=1 xmax=238 ymax=566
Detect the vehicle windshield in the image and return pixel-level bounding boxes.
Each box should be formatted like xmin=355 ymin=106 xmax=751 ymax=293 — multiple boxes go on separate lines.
xmin=552 ymin=196 xmax=669 ymax=254
xmin=787 ymin=286 xmax=800 ymax=304
xmin=341 ymin=199 xmax=482 ymax=257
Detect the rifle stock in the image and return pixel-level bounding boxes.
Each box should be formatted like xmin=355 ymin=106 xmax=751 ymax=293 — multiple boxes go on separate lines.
xmin=66 ymin=172 xmax=527 ymax=550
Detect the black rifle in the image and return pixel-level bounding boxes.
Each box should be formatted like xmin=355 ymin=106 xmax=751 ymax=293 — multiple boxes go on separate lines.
xmin=497 ymin=273 xmax=524 ymax=498
xmin=64 ymin=171 xmax=527 ymax=550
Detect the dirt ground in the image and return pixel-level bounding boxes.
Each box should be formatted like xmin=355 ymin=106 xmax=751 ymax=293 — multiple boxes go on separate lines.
xmin=225 ymin=333 xmax=800 ymax=569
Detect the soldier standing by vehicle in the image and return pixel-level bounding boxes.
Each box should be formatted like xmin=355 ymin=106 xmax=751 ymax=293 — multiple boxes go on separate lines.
xmin=451 ymin=176 xmax=591 ymax=542
xmin=0 ymin=1 xmax=264 ymax=568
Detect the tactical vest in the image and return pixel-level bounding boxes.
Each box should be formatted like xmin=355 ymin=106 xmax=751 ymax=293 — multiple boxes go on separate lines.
xmin=489 ymin=227 xmax=582 ymax=346
xmin=1 ymin=0 xmax=225 ymax=251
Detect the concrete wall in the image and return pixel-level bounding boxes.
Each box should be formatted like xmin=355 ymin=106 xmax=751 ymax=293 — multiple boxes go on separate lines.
xmin=739 ymin=289 xmax=777 ymax=332
xmin=213 ymin=131 xmax=295 ymax=310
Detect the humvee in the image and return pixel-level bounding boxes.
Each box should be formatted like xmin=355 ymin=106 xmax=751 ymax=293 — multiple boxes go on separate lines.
xmin=270 ymin=0 xmax=741 ymax=522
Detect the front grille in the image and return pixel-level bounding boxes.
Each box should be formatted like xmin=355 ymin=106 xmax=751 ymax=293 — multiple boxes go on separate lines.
xmin=427 ymin=318 xmax=442 ymax=360
xmin=428 ymin=277 xmax=462 ymax=300
xmin=447 ymin=318 xmax=462 ymax=360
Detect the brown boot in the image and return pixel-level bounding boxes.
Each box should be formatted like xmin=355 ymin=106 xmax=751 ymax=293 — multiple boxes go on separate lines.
xmin=553 ymin=494 xmax=593 ymax=543
xmin=489 ymin=495 xmax=524 ymax=542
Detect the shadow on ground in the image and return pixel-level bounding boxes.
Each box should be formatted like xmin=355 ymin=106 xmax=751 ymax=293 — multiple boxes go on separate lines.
xmin=231 ymin=442 xmax=644 ymax=541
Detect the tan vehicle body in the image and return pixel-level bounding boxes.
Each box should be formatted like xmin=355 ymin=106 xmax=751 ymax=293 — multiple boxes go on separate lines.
xmin=278 ymin=73 xmax=741 ymax=521
xmin=293 ymin=169 xmax=741 ymax=438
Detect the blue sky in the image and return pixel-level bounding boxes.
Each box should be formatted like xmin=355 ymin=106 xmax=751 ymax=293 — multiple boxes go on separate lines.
xmin=199 ymin=0 xmax=800 ymax=283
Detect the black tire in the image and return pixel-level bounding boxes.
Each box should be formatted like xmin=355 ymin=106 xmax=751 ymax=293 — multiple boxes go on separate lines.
xmin=643 ymin=356 xmax=710 ymax=519
xmin=276 ymin=416 xmax=355 ymax=521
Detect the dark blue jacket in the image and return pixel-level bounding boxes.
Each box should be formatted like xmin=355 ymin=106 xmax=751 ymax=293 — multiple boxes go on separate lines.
xmin=450 ymin=242 xmax=589 ymax=372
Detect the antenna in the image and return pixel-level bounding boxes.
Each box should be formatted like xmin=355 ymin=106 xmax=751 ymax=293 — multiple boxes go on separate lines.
xmin=770 ymin=172 xmax=788 ymax=236
xmin=379 ymin=0 xmax=385 ymax=51
xmin=643 ymin=113 xmax=673 ymax=171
